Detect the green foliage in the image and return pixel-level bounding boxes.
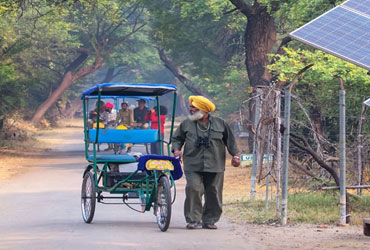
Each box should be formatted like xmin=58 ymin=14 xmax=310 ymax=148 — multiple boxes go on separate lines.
xmin=0 ymin=64 xmax=26 ymax=117
xmin=0 ymin=0 xmax=368 ymax=128
xmin=258 ymin=0 xmax=345 ymax=32
xmin=147 ymin=0 xmax=247 ymax=116
xmin=269 ymin=47 xmax=370 ymax=143
xmin=0 ymin=0 xmax=155 ymax=119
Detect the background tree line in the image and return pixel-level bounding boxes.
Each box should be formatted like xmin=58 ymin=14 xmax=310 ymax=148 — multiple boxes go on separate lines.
xmin=0 ymin=0 xmax=369 ymax=187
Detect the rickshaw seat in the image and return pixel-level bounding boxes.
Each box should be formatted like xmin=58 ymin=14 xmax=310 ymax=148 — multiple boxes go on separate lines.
xmin=88 ymin=129 xmax=158 ymax=143
xmin=87 ymin=154 xmax=137 ymax=163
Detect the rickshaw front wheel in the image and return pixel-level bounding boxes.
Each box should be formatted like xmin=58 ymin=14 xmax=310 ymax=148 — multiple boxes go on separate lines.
xmin=81 ymin=171 xmax=96 ymax=223
xmin=156 ymin=176 xmax=172 ymax=232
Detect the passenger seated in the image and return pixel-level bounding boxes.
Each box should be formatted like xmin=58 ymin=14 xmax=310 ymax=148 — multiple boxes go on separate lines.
xmin=134 ymin=99 xmax=149 ymax=129
xmin=88 ymin=101 xmax=105 ymax=129
xmin=145 ymin=105 xmax=167 ymax=155
xmin=115 ymin=102 xmax=134 ymax=128
xmin=115 ymin=102 xmax=134 ymax=152
xmin=102 ymin=102 xmax=117 ymax=151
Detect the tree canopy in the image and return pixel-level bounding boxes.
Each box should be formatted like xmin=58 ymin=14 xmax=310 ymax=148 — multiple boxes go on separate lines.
xmin=0 ymin=0 xmax=368 ymax=138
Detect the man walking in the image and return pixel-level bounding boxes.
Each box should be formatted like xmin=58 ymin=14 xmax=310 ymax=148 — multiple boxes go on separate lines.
xmin=171 ymin=96 xmax=240 ymax=230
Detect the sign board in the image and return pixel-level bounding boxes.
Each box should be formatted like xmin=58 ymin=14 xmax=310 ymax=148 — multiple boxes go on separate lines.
xmin=364 ymin=97 xmax=370 ymax=107
xmin=240 ymin=154 xmax=273 ymax=167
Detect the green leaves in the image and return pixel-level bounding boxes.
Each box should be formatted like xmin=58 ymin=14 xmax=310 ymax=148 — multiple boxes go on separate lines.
xmin=269 ymin=46 xmax=370 ymax=143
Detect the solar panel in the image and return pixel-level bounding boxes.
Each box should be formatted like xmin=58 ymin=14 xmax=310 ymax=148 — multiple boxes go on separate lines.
xmin=290 ymin=0 xmax=370 ymax=71
xmin=343 ymin=0 xmax=370 ymax=17
xmin=365 ymin=97 xmax=370 ymax=106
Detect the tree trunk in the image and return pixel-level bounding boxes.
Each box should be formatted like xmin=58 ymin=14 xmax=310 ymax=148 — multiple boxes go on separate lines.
xmin=31 ymin=72 xmax=74 ymax=125
xmin=31 ymin=50 xmax=89 ymax=125
xmin=31 ymin=52 xmax=105 ymax=125
xmin=289 ymin=131 xmax=351 ymax=223
xmin=64 ymin=98 xmax=83 ymax=119
xmin=156 ymin=47 xmax=213 ymax=100
xmin=229 ymin=2 xmax=277 ymax=148
xmin=245 ymin=9 xmax=276 ymax=146
xmin=244 ymin=4 xmax=277 ymax=87
xmin=102 ymin=67 xmax=115 ymax=83
xmin=310 ymin=105 xmax=326 ymax=138
xmin=177 ymin=91 xmax=188 ymax=115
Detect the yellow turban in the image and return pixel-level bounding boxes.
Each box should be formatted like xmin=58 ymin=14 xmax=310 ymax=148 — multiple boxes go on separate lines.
xmin=189 ymin=96 xmax=216 ymax=113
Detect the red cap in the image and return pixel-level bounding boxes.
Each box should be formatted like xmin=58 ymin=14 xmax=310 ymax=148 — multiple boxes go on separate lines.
xmin=105 ymin=102 xmax=113 ymax=108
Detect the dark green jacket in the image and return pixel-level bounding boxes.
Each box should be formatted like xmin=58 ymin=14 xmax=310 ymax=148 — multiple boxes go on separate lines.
xmin=171 ymin=116 xmax=239 ymax=172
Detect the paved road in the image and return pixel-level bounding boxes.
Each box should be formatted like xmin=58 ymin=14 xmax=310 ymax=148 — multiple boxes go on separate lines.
xmin=0 ymin=128 xmax=256 ymax=250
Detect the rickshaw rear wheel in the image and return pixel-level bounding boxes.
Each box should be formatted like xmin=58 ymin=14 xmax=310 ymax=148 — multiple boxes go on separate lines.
xmin=81 ymin=171 xmax=96 ymax=223
xmin=156 ymin=176 xmax=171 ymax=232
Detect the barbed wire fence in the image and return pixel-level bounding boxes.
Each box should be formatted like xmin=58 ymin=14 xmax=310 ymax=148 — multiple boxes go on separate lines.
xmin=242 ymin=84 xmax=369 ymax=213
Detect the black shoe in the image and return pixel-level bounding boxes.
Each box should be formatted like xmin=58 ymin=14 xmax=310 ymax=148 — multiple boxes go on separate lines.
xmin=126 ymin=147 xmax=131 ymax=153
xmin=202 ymin=223 xmax=217 ymax=229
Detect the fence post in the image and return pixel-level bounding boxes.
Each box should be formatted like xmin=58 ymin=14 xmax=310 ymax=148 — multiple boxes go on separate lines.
xmin=281 ymin=88 xmax=291 ymax=225
xmin=275 ymin=91 xmax=282 ymax=216
xmin=339 ymin=89 xmax=347 ymax=225
xmin=250 ymin=88 xmax=261 ymax=200
xmin=357 ymin=102 xmax=365 ymax=195
xmin=265 ymin=130 xmax=272 ymax=210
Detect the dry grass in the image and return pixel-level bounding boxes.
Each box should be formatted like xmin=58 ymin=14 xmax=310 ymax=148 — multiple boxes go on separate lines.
xmin=0 ymin=118 xmax=83 ymax=180
xmin=223 ymin=160 xmax=370 ymax=226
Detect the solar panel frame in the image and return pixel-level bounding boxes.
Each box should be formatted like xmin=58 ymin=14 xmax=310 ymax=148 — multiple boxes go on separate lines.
xmin=289 ymin=2 xmax=370 ymax=71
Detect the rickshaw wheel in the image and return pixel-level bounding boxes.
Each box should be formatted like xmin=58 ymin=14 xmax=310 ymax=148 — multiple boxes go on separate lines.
xmin=156 ymin=176 xmax=172 ymax=232
xmin=81 ymin=171 xmax=96 ymax=223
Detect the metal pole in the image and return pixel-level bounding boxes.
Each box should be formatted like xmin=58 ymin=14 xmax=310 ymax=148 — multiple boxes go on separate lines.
xmin=156 ymin=96 xmax=162 ymax=155
xmin=281 ymin=88 xmax=291 ymax=225
xmin=275 ymin=91 xmax=282 ymax=216
xmin=265 ymin=130 xmax=272 ymax=210
xmin=83 ymin=97 xmax=89 ymax=160
xmin=168 ymin=92 xmax=177 ymax=156
xmin=339 ymin=89 xmax=346 ymax=225
xmin=250 ymin=88 xmax=261 ymax=200
xmin=357 ymin=102 xmax=365 ymax=195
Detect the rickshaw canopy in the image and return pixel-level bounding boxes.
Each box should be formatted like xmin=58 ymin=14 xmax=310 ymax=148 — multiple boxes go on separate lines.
xmin=81 ymin=83 xmax=177 ymax=98
xmin=84 ymin=95 xmax=156 ymax=102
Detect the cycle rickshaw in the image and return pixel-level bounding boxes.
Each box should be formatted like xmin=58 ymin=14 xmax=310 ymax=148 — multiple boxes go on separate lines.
xmin=80 ymin=83 xmax=182 ymax=232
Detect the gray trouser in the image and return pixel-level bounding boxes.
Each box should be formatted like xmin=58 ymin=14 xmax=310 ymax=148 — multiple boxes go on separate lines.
xmin=184 ymin=171 xmax=224 ymax=225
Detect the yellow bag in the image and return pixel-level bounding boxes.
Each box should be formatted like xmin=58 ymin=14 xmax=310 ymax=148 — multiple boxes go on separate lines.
xmin=93 ymin=122 xmax=105 ymax=128
xmin=115 ymin=125 xmax=132 ymax=148
xmin=116 ymin=125 xmax=128 ymax=130
xmin=145 ymin=160 xmax=174 ymax=171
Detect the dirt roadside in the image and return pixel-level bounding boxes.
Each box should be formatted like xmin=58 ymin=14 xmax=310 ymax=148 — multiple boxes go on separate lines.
xmin=0 ymin=123 xmax=79 ymax=180
xmin=0 ymin=122 xmax=369 ymax=249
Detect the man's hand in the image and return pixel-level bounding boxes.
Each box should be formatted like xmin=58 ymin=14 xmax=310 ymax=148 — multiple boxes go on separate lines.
xmin=173 ymin=149 xmax=182 ymax=160
xmin=231 ymin=155 xmax=240 ymax=167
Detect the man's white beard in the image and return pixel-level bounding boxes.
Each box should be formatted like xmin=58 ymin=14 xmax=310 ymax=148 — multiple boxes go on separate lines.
xmin=188 ymin=110 xmax=204 ymax=121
